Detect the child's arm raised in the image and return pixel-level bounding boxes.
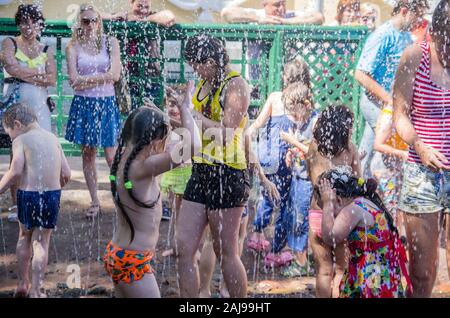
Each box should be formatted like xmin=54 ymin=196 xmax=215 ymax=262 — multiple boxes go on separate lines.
xmin=0 ymin=138 xmax=25 ymax=194
xmin=59 ymin=145 xmax=71 ymax=188
xmin=247 ymin=93 xmax=275 ymax=137
xmin=319 ymin=179 xmax=363 ymax=246
xmin=142 ymin=81 xmax=201 ymax=177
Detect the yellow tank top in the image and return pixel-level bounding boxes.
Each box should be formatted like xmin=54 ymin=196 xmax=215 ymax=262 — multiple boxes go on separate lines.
xmin=192 ymin=71 xmax=248 ymax=170
xmin=15 ymin=49 xmax=48 ymax=69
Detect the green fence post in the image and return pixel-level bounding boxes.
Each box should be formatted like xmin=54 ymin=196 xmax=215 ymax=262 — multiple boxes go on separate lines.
xmin=268 ymin=31 xmax=283 ymax=94
xmin=56 ymin=36 xmax=64 ymax=137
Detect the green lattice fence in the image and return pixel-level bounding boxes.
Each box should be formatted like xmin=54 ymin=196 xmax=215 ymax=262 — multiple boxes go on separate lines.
xmin=278 ymin=26 xmax=367 ymax=143
xmin=0 ymin=19 xmax=368 ymax=155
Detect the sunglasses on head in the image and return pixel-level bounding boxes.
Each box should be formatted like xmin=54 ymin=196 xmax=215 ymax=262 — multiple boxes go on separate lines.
xmin=81 ymin=17 xmax=98 ymax=26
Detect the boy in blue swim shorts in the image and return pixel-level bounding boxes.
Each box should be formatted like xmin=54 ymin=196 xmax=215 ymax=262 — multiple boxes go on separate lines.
xmin=0 ymin=103 xmax=71 ymax=298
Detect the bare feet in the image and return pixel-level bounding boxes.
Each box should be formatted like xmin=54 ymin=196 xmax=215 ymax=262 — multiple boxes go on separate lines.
xmin=14 ymin=282 xmax=29 ymax=298
xmin=29 ymin=289 xmax=47 ymax=298
xmin=219 ymin=284 xmax=230 ymax=298
xmin=162 ymin=248 xmax=174 ymax=257
xmin=295 ymin=251 xmax=307 ymax=267
xmin=195 ymin=250 xmax=201 ymax=263
xmin=86 ymin=203 xmax=100 ymax=218
xmin=199 ymin=290 xmax=211 ymax=298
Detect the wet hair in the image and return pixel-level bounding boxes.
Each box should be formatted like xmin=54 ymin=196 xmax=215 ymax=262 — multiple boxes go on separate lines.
xmin=313 ymin=105 xmax=354 ymax=158
xmin=431 ymin=0 xmax=450 ymax=38
xmin=15 ymin=4 xmax=45 ymax=31
xmin=282 ymin=56 xmax=311 ymax=89
xmin=314 ymin=168 xmax=399 ymax=236
xmin=110 ymin=105 xmax=170 ymax=243
xmin=184 ymin=34 xmax=230 ymax=94
xmin=282 ymin=82 xmax=313 ymax=114
xmin=2 ymin=103 xmax=37 ymax=128
xmin=336 ymin=0 xmax=360 ymax=24
xmin=391 ymin=0 xmax=429 ymax=15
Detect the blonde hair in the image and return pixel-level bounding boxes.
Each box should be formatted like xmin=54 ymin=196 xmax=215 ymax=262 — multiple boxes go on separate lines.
xmin=360 ymin=2 xmax=380 ymax=26
xmin=282 ymin=82 xmax=313 ymax=115
xmin=71 ymin=4 xmax=104 ymax=53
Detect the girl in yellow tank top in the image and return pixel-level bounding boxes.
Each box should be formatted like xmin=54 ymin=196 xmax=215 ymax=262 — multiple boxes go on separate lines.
xmin=176 ymin=34 xmax=250 ymax=298
xmin=191 ymin=70 xmax=248 ymax=170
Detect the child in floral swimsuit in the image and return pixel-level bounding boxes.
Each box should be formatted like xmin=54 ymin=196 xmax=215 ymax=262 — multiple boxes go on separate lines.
xmin=315 ymin=168 xmax=411 ymax=298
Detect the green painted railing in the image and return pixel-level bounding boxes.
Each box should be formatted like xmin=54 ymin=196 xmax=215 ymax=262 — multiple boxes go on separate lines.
xmin=0 ymin=18 xmax=368 ymax=156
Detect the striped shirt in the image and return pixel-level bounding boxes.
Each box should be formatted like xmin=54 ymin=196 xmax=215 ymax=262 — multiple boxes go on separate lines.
xmin=409 ymin=41 xmax=450 ymax=164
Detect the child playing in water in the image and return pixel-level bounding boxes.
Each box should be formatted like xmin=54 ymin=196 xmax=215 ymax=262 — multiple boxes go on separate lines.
xmin=273 ymin=82 xmax=318 ymax=276
xmin=246 ymin=57 xmax=311 ymax=259
xmin=160 ymin=84 xmax=192 ymax=256
xmin=306 ymin=104 xmax=360 ymax=297
xmin=0 ymin=103 xmax=71 ymax=298
xmin=103 ymin=83 xmax=200 ymax=298
xmin=316 ymin=168 xmax=411 ymax=298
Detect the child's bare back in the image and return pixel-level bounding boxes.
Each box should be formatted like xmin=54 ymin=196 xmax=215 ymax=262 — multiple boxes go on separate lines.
xmin=112 ymin=149 xmax=162 ymax=252
xmin=17 ymin=127 xmax=63 ymax=191
xmin=307 ymin=140 xmax=360 ymax=209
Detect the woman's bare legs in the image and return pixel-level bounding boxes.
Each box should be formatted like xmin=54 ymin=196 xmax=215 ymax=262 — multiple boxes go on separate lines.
xmin=446 ymin=214 xmax=450 ymax=280
xmin=403 ymin=211 xmax=440 ymax=297
xmin=208 ymin=207 xmax=247 ymax=298
xmin=82 ymin=146 xmax=99 ymax=216
xmin=198 ymin=214 xmax=249 ymax=298
xmin=104 ymin=147 xmax=116 ymax=168
xmin=82 ymin=146 xmax=115 ymax=216
xmin=176 ymin=200 xmax=208 ymax=297
xmin=199 ymin=228 xmax=216 ymax=298
xmin=220 ymin=214 xmax=248 ymax=298
xmin=115 ymin=274 xmax=160 ymax=298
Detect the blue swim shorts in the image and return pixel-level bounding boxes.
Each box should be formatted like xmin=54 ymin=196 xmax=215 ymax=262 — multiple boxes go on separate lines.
xmin=17 ymin=189 xmax=62 ymax=230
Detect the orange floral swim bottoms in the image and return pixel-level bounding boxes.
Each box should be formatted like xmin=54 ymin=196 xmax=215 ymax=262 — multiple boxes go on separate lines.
xmin=103 ymin=241 xmax=154 ymax=284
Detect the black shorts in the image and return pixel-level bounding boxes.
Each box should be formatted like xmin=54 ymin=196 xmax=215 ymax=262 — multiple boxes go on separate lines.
xmin=183 ymin=163 xmax=250 ymax=210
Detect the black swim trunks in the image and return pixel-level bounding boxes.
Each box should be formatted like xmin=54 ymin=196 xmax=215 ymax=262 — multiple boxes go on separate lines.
xmin=183 ymin=163 xmax=250 ymax=210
